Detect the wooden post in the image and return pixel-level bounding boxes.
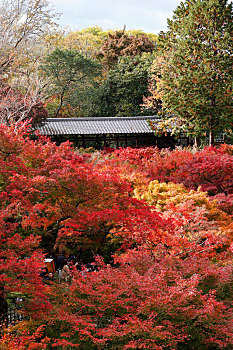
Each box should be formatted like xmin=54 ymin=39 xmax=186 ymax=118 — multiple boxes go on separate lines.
xmin=96 ymin=134 xmax=99 ymax=149
xmin=81 ymin=135 xmax=85 ymax=149
xmin=124 ymin=134 xmax=127 ymax=147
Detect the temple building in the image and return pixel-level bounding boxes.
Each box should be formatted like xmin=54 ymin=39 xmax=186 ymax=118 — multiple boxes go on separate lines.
xmin=37 ymin=116 xmax=190 ymax=149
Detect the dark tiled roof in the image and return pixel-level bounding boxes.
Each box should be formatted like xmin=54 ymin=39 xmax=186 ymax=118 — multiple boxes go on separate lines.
xmin=38 ymin=116 xmax=159 ymax=136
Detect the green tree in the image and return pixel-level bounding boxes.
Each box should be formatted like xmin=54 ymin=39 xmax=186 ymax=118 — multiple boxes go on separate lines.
xmin=42 ymin=48 xmax=101 ymax=117
xmin=46 ymin=27 xmax=157 ymax=73
xmin=85 ymin=54 xmax=157 ymax=117
xmin=45 ymin=27 xmax=108 ymax=60
xmin=145 ymin=0 xmax=233 ymax=145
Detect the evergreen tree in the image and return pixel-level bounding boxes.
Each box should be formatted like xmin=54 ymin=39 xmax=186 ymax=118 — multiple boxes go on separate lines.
xmin=42 ymin=48 xmax=101 ymax=117
xmin=145 ymin=0 xmax=233 ymax=145
xmin=85 ymin=54 xmax=157 ymax=117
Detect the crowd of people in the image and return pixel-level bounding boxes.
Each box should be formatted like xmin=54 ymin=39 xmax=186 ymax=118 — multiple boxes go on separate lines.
xmin=39 ymin=251 xmax=97 ymax=283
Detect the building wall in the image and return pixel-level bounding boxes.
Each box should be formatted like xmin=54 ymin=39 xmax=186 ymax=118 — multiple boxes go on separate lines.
xmin=50 ymin=132 xmax=177 ymax=149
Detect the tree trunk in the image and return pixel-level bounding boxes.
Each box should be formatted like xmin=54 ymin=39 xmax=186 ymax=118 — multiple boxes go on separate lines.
xmin=209 ymin=99 xmax=216 ymax=146
xmin=194 ymin=137 xmax=200 ymax=149
xmin=209 ymin=128 xmax=215 ymax=146
xmin=55 ymin=92 xmax=64 ymax=118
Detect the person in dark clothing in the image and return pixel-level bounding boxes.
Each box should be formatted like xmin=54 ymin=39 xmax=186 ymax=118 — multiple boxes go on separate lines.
xmin=75 ymin=262 xmax=82 ymax=272
xmin=68 ymin=253 xmax=76 ymax=262
xmin=56 ymin=251 xmax=65 ymax=270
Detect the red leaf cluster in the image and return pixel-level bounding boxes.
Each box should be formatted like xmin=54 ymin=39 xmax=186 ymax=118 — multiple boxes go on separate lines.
xmin=1 ymin=124 xmax=233 ymax=349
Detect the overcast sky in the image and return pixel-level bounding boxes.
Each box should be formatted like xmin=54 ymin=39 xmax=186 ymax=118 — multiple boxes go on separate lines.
xmin=50 ymin=0 xmax=182 ymax=34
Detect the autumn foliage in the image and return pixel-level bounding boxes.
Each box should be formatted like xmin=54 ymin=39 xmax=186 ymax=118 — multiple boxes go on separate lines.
xmin=97 ymin=28 xmax=155 ymax=69
xmin=0 ymin=125 xmax=233 ymax=349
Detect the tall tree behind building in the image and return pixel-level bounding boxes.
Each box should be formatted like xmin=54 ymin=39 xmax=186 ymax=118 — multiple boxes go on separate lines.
xmin=97 ymin=26 xmax=156 ymax=69
xmin=144 ymin=0 xmax=233 ymax=145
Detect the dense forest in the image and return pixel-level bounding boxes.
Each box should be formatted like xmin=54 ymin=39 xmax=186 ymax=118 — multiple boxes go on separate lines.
xmin=0 ymin=0 xmax=233 ymax=349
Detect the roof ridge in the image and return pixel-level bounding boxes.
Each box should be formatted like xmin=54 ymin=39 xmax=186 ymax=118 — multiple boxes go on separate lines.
xmin=45 ymin=116 xmax=159 ymax=122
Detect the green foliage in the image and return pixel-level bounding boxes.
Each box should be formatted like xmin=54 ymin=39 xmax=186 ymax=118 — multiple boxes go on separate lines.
xmin=41 ymin=27 xmax=158 ymax=118
xmin=146 ymin=0 xmax=233 ymax=145
xmin=42 ymin=48 xmax=101 ymax=117
xmin=85 ymin=54 xmax=157 ymax=117
xmin=52 ymin=26 xmax=108 ymax=60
